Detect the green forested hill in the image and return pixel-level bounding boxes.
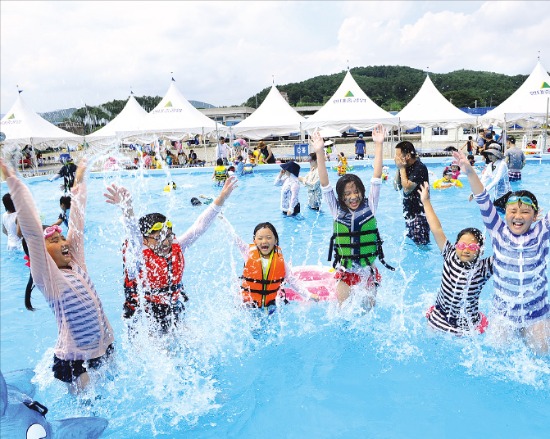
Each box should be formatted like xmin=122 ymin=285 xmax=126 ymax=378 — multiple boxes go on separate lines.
xmin=243 ymin=65 xmax=529 ymax=111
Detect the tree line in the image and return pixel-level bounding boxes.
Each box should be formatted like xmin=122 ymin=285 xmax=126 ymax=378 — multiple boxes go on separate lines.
xmin=65 ymin=65 xmax=532 ymax=134
xmin=244 ymin=65 xmax=529 ymax=111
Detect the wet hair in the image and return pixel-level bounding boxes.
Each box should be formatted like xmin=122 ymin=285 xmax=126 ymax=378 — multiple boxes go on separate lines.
xmin=190 ymin=197 xmax=202 ymax=206
xmin=335 ymin=174 xmax=366 ymax=210
xmin=309 ymin=152 xmax=317 ymax=162
xmin=395 ymin=141 xmax=417 ymax=158
xmin=253 ymin=222 xmax=279 ymax=245
xmin=22 ymin=238 xmax=35 ymax=311
xmin=2 ymin=193 xmax=15 ymax=212
xmin=59 ymin=195 xmax=71 ymax=209
xmin=138 ymin=213 xmax=167 ymax=236
xmin=216 ymin=158 xmax=224 ymax=166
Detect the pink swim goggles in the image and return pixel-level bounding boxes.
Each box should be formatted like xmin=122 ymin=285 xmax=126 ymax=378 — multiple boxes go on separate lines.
xmin=43 ymin=225 xmax=62 ymax=239
xmin=455 ymin=242 xmax=480 ymax=252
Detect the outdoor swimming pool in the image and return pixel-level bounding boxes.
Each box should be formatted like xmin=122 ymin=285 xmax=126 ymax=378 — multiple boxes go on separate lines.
xmin=1 ymin=158 xmax=549 ymax=438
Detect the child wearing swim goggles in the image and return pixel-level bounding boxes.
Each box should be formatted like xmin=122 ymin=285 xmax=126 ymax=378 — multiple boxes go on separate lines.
xmin=454 ymin=149 xmax=549 ymax=354
xmin=419 ymin=182 xmax=493 ymax=336
xmin=104 ymin=176 xmax=237 ymax=334
xmin=1 ymin=158 xmax=114 ymax=394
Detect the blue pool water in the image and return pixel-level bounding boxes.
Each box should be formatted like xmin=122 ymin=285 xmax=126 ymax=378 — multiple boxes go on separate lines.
xmin=1 ymin=158 xmax=550 ymax=438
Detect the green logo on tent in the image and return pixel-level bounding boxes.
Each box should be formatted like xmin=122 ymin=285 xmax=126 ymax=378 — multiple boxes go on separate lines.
xmin=344 ymin=91 xmax=354 ymax=97
xmin=164 ymin=101 xmax=173 ymax=107
xmin=541 ymin=82 xmax=550 ymax=89
xmin=7 ymin=113 xmax=15 ymax=119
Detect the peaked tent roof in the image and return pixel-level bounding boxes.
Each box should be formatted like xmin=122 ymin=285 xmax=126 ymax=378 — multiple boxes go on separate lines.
xmin=396 ymin=75 xmax=476 ymax=129
xmin=232 ymin=85 xmax=306 ymax=140
xmin=120 ymin=81 xmax=221 ymax=141
xmin=0 ymin=93 xmax=82 ymax=150
xmin=86 ymin=94 xmax=148 ymax=145
xmin=302 ymin=71 xmax=398 ymax=132
xmin=481 ymin=61 xmax=550 ymax=127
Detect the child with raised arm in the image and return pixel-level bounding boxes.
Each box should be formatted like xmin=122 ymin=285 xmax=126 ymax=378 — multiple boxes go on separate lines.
xmin=104 ymin=177 xmax=237 ymax=334
xmin=419 ymin=182 xmax=493 ymax=335
xmin=1 ymin=158 xmax=114 ymax=394
xmin=454 ymin=150 xmax=549 ymax=354
xmin=311 ymin=124 xmax=394 ymax=306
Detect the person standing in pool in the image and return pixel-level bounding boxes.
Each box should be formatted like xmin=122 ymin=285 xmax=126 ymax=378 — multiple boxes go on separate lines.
xmin=104 ymin=177 xmax=237 ymax=333
xmin=454 ymin=149 xmax=549 ymax=355
xmin=1 ymin=158 xmax=114 ymax=394
xmin=2 ymin=193 xmax=22 ymax=251
xmin=393 ymin=141 xmax=430 ymax=245
xmin=312 ymin=124 xmax=394 ymax=307
xmin=419 ymin=182 xmax=493 ymax=336
xmin=222 ymin=220 xmax=310 ymax=313
xmin=298 ymin=152 xmax=322 ymax=210
xmin=274 ymin=160 xmax=301 ymax=216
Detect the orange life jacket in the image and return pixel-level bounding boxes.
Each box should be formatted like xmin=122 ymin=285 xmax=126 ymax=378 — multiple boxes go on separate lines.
xmin=241 ymin=245 xmax=286 ymax=308
xmin=123 ymin=241 xmax=185 ymax=315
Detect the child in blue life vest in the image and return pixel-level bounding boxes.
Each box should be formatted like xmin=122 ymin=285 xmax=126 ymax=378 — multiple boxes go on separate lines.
xmin=104 ymin=176 xmax=237 ymax=334
xmin=311 ymin=125 xmax=394 ymax=307
xmin=419 ymin=182 xmax=493 ymax=336
xmin=454 ymin=150 xmax=549 ymax=355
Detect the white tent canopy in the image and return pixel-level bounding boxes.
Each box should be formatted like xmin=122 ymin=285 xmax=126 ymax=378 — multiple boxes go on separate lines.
xmin=481 ymin=61 xmax=550 ymax=127
xmin=0 ymin=93 xmax=82 ymax=150
xmin=232 ymin=85 xmax=305 ymax=140
xmin=397 ymin=75 xmax=476 ymax=129
xmin=302 ymin=71 xmax=398 ymax=132
xmin=86 ymin=94 xmax=148 ymax=146
xmin=119 ymin=80 xmax=222 ymax=142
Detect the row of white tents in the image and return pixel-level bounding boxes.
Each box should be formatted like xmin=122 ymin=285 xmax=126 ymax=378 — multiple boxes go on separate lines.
xmin=1 ymin=61 xmax=549 ymax=152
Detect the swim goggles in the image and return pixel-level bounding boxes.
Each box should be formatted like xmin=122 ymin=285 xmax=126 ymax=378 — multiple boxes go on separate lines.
xmin=506 ymin=195 xmax=537 ymax=210
xmin=43 ymin=225 xmax=62 ymax=239
xmin=146 ymin=220 xmax=173 ymax=235
xmin=455 ymin=242 xmax=481 ymax=252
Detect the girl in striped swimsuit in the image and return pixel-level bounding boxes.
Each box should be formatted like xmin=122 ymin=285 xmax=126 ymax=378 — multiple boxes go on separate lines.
xmin=419 ymin=183 xmax=493 ymax=335
xmin=1 ymin=158 xmax=114 ymax=393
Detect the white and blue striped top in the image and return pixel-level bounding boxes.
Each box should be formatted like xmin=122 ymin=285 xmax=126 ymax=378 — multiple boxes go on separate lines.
xmin=475 ymin=190 xmax=549 ymax=327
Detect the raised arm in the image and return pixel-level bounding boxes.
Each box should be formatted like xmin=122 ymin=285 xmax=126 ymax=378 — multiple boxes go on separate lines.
xmin=453 ymin=150 xmax=484 ymax=195
xmin=311 ymin=132 xmax=329 ymax=187
xmin=418 ymin=182 xmax=446 ymax=251
xmin=371 ymin=124 xmax=385 ymax=179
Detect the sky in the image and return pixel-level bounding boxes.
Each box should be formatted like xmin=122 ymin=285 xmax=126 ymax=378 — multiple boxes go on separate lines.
xmin=1 ymin=0 xmax=549 ymax=115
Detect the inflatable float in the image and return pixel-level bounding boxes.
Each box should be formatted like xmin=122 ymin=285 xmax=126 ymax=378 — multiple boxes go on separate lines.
xmin=283 ymin=265 xmax=337 ymax=301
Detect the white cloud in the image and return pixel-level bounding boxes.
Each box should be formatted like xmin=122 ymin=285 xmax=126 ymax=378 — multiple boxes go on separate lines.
xmin=1 ymin=1 xmax=549 ymax=114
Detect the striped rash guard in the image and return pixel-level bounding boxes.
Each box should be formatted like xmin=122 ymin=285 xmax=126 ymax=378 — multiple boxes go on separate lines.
xmin=474 ymin=190 xmax=550 ymax=327
xmin=428 ymin=240 xmax=493 ymax=335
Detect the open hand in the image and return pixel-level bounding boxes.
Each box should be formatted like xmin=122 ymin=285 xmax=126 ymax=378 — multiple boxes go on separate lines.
xmin=371 ymin=124 xmax=385 ymax=143
xmin=310 ymin=131 xmax=325 ymax=154
xmin=104 ymin=183 xmax=132 ymax=208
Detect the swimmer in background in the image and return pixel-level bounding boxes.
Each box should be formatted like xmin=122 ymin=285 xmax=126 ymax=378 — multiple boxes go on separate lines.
xmin=336 ymin=152 xmax=348 ymax=176
xmin=419 ymin=182 xmax=493 ymax=336
xmin=2 ymin=193 xmax=23 ymax=251
xmin=312 ymin=125 xmax=394 ymax=307
xmin=274 ymin=161 xmax=301 ymax=216
xmin=52 ymin=195 xmax=71 ymax=229
xmin=213 ymin=158 xmax=228 ymax=185
xmin=163 ymin=182 xmax=177 ymax=192
xmin=381 ymin=166 xmax=390 ymax=181
xmin=298 ymin=152 xmax=322 ymax=210
xmin=432 ymin=168 xmax=463 ymax=190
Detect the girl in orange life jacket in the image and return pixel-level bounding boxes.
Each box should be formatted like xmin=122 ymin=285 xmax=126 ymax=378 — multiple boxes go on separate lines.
xmin=225 ymin=221 xmax=310 ymax=313
xmin=104 ymin=176 xmax=237 ymax=333
xmin=311 ymin=125 xmax=394 ymax=308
